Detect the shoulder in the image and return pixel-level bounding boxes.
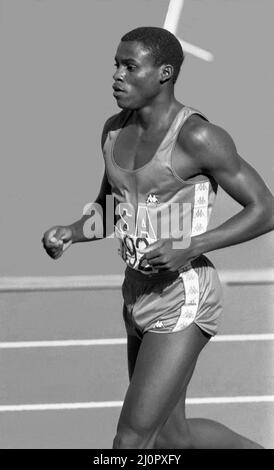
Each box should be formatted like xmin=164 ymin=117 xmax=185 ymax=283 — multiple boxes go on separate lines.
xmin=101 ymin=110 xmax=129 ymax=149
xmin=178 ymin=113 xmax=239 ymax=172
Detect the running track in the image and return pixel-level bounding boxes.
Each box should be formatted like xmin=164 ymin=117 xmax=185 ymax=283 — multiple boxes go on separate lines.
xmin=0 ymin=279 xmax=273 ymax=448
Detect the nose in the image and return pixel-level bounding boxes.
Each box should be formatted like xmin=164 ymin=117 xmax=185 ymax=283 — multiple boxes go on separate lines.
xmin=112 ymin=66 xmax=125 ymax=82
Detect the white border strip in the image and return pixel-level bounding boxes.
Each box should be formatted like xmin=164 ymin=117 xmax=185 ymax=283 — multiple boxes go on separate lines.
xmin=163 ymin=0 xmax=185 ymax=34
xmin=0 ymin=270 xmax=273 ymax=292
xmin=163 ymin=0 xmax=214 ymax=62
xmin=0 ymin=334 xmax=273 ymax=349
xmin=1 ymin=396 xmax=273 ymax=413
xmin=179 ymin=39 xmax=214 ymax=62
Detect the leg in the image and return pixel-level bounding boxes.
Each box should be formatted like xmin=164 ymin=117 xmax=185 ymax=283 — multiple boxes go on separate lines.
xmin=154 ymin=359 xmax=197 ymax=449
xmin=187 ymin=419 xmax=264 ymax=449
xmin=154 ymin=333 xmax=263 ymax=449
xmin=126 ymin=332 xmax=196 ymax=449
xmin=156 ymin=399 xmax=264 ymax=449
xmin=125 ymin=332 xmax=263 ymax=449
xmin=126 ymin=333 xmax=142 ymax=381
xmin=113 ymin=323 xmax=209 ymax=449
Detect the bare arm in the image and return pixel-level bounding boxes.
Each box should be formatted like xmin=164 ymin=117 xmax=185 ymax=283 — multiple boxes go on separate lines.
xmin=68 ymin=170 xmax=112 ymax=243
xmin=183 ymin=120 xmax=274 ymax=256
xmin=68 ymin=115 xmax=116 ymax=244
xmin=136 ymin=117 xmax=274 ymax=272
xmin=42 ymin=115 xmax=118 ymax=258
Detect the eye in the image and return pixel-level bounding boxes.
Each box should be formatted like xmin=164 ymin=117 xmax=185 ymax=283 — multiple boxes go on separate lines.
xmin=127 ymin=65 xmax=136 ymax=72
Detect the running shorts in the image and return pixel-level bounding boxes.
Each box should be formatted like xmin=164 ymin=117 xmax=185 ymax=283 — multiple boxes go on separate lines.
xmin=122 ymin=255 xmax=223 ymax=339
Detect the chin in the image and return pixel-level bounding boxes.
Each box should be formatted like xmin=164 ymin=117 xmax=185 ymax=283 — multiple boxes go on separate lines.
xmin=116 ymin=102 xmax=127 ymax=109
xmin=115 ymin=101 xmax=135 ymax=110
xmin=114 ymin=96 xmax=139 ymax=110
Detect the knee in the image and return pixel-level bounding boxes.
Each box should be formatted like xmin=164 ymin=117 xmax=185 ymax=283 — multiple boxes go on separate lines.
xmin=155 ymin=433 xmax=194 ymax=450
xmin=113 ymin=426 xmax=151 ymax=449
xmin=112 ymin=431 xmax=130 ymax=449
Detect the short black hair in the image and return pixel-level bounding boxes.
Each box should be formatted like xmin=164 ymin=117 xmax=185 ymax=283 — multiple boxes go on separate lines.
xmin=121 ymin=26 xmax=184 ymax=84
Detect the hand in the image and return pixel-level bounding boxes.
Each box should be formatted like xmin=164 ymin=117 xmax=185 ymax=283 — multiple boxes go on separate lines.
xmin=139 ymin=238 xmax=200 ymax=272
xmin=42 ymin=226 xmax=73 ymax=260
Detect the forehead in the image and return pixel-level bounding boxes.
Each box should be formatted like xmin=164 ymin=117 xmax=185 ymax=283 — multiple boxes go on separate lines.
xmin=115 ymin=41 xmax=154 ymax=64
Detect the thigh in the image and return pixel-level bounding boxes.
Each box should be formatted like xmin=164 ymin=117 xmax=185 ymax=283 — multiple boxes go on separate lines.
xmin=117 ymin=323 xmax=209 ymax=444
xmin=155 ymin=358 xmax=197 ymax=449
xmin=127 ymin=334 xmax=142 ymax=381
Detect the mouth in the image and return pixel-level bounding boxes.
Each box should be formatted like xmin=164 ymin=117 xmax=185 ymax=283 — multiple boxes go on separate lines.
xmin=112 ymin=85 xmax=126 ymax=96
xmin=113 ymin=91 xmax=126 ymax=100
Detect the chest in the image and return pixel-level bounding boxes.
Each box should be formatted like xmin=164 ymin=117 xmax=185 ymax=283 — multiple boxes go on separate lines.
xmin=113 ymin=124 xmax=201 ymax=180
xmin=113 ymin=124 xmax=166 ymax=171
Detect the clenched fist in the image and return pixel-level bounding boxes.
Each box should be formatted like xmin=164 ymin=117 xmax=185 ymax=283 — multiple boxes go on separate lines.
xmin=42 ymin=226 xmax=73 ymax=260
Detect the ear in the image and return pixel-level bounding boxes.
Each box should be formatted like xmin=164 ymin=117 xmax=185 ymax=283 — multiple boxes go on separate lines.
xmin=159 ymin=64 xmax=174 ymax=84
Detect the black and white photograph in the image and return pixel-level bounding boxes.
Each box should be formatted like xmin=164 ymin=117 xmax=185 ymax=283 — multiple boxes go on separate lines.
xmin=0 ymin=0 xmax=273 ymax=450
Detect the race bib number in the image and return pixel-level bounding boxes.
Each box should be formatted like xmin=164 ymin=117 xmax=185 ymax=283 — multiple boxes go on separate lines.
xmin=118 ymin=235 xmax=157 ymax=273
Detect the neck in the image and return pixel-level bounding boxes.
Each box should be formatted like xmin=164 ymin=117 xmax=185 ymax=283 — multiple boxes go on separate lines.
xmin=133 ymin=92 xmax=181 ymax=131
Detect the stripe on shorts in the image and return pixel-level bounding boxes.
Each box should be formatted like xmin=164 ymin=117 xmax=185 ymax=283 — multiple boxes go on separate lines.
xmin=172 ymin=264 xmax=200 ymax=332
xmin=172 ymin=183 xmax=208 ymax=332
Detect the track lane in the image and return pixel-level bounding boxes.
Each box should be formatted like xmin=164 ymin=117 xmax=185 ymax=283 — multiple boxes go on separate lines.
xmin=1 ymin=341 xmax=273 ymax=404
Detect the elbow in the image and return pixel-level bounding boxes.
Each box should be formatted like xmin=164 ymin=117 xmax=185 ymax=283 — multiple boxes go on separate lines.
xmin=270 ymin=208 xmax=274 ymax=232
xmin=258 ymin=196 xmax=274 ymax=233
xmin=267 ymin=195 xmax=274 ymax=231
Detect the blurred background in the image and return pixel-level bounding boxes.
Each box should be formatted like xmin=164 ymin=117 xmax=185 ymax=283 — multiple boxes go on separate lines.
xmin=0 ymin=0 xmax=273 ymax=449
xmin=0 ymin=0 xmax=273 ymax=277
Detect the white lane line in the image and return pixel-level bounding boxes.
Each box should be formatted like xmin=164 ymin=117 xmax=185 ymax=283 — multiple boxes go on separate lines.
xmin=1 ymin=269 xmax=273 ymax=292
xmin=0 ymin=338 xmax=127 ymax=349
xmin=0 ymin=402 xmax=124 ymax=412
xmin=1 ymin=396 xmax=274 ymax=412
xmin=0 ymin=334 xmax=274 ymax=349
xmin=187 ymin=396 xmax=274 ymax=405
xmin=212 ymin=334 xmax=274 ymax=342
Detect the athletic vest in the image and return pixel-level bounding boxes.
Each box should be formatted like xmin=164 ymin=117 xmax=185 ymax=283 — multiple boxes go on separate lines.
xmin=102 ymin=106 xmax=218 ymax=274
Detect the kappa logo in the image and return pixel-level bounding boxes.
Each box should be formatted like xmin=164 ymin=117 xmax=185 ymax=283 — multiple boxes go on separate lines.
xmin=153 ymin=320 xmax=165 ymax=329
xmin=187 ymin=286 xmax=199 ymax=295
xmin=196 ymin=196 xmax=206 ymax=205
xmin=197 ymin=183 xmax=208 ymax=191
xmin=195 ymin=209 xmax=205 ymax=218
xmin=194 ymin=222 xmax=205 ymax=232
xmin=184 ymin=308 xmax=196 ymax=316
xmin=188 ymin=298 xmax=198 ymax=305
xmin=185 ymin=272 xmax=196 ymax=281
xmin=146 ymin=193 xmax=159 ymax=207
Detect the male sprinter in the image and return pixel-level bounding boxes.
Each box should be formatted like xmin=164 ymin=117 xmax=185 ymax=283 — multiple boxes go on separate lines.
xmin=42 ymin=27 xmax=274 ymax=449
